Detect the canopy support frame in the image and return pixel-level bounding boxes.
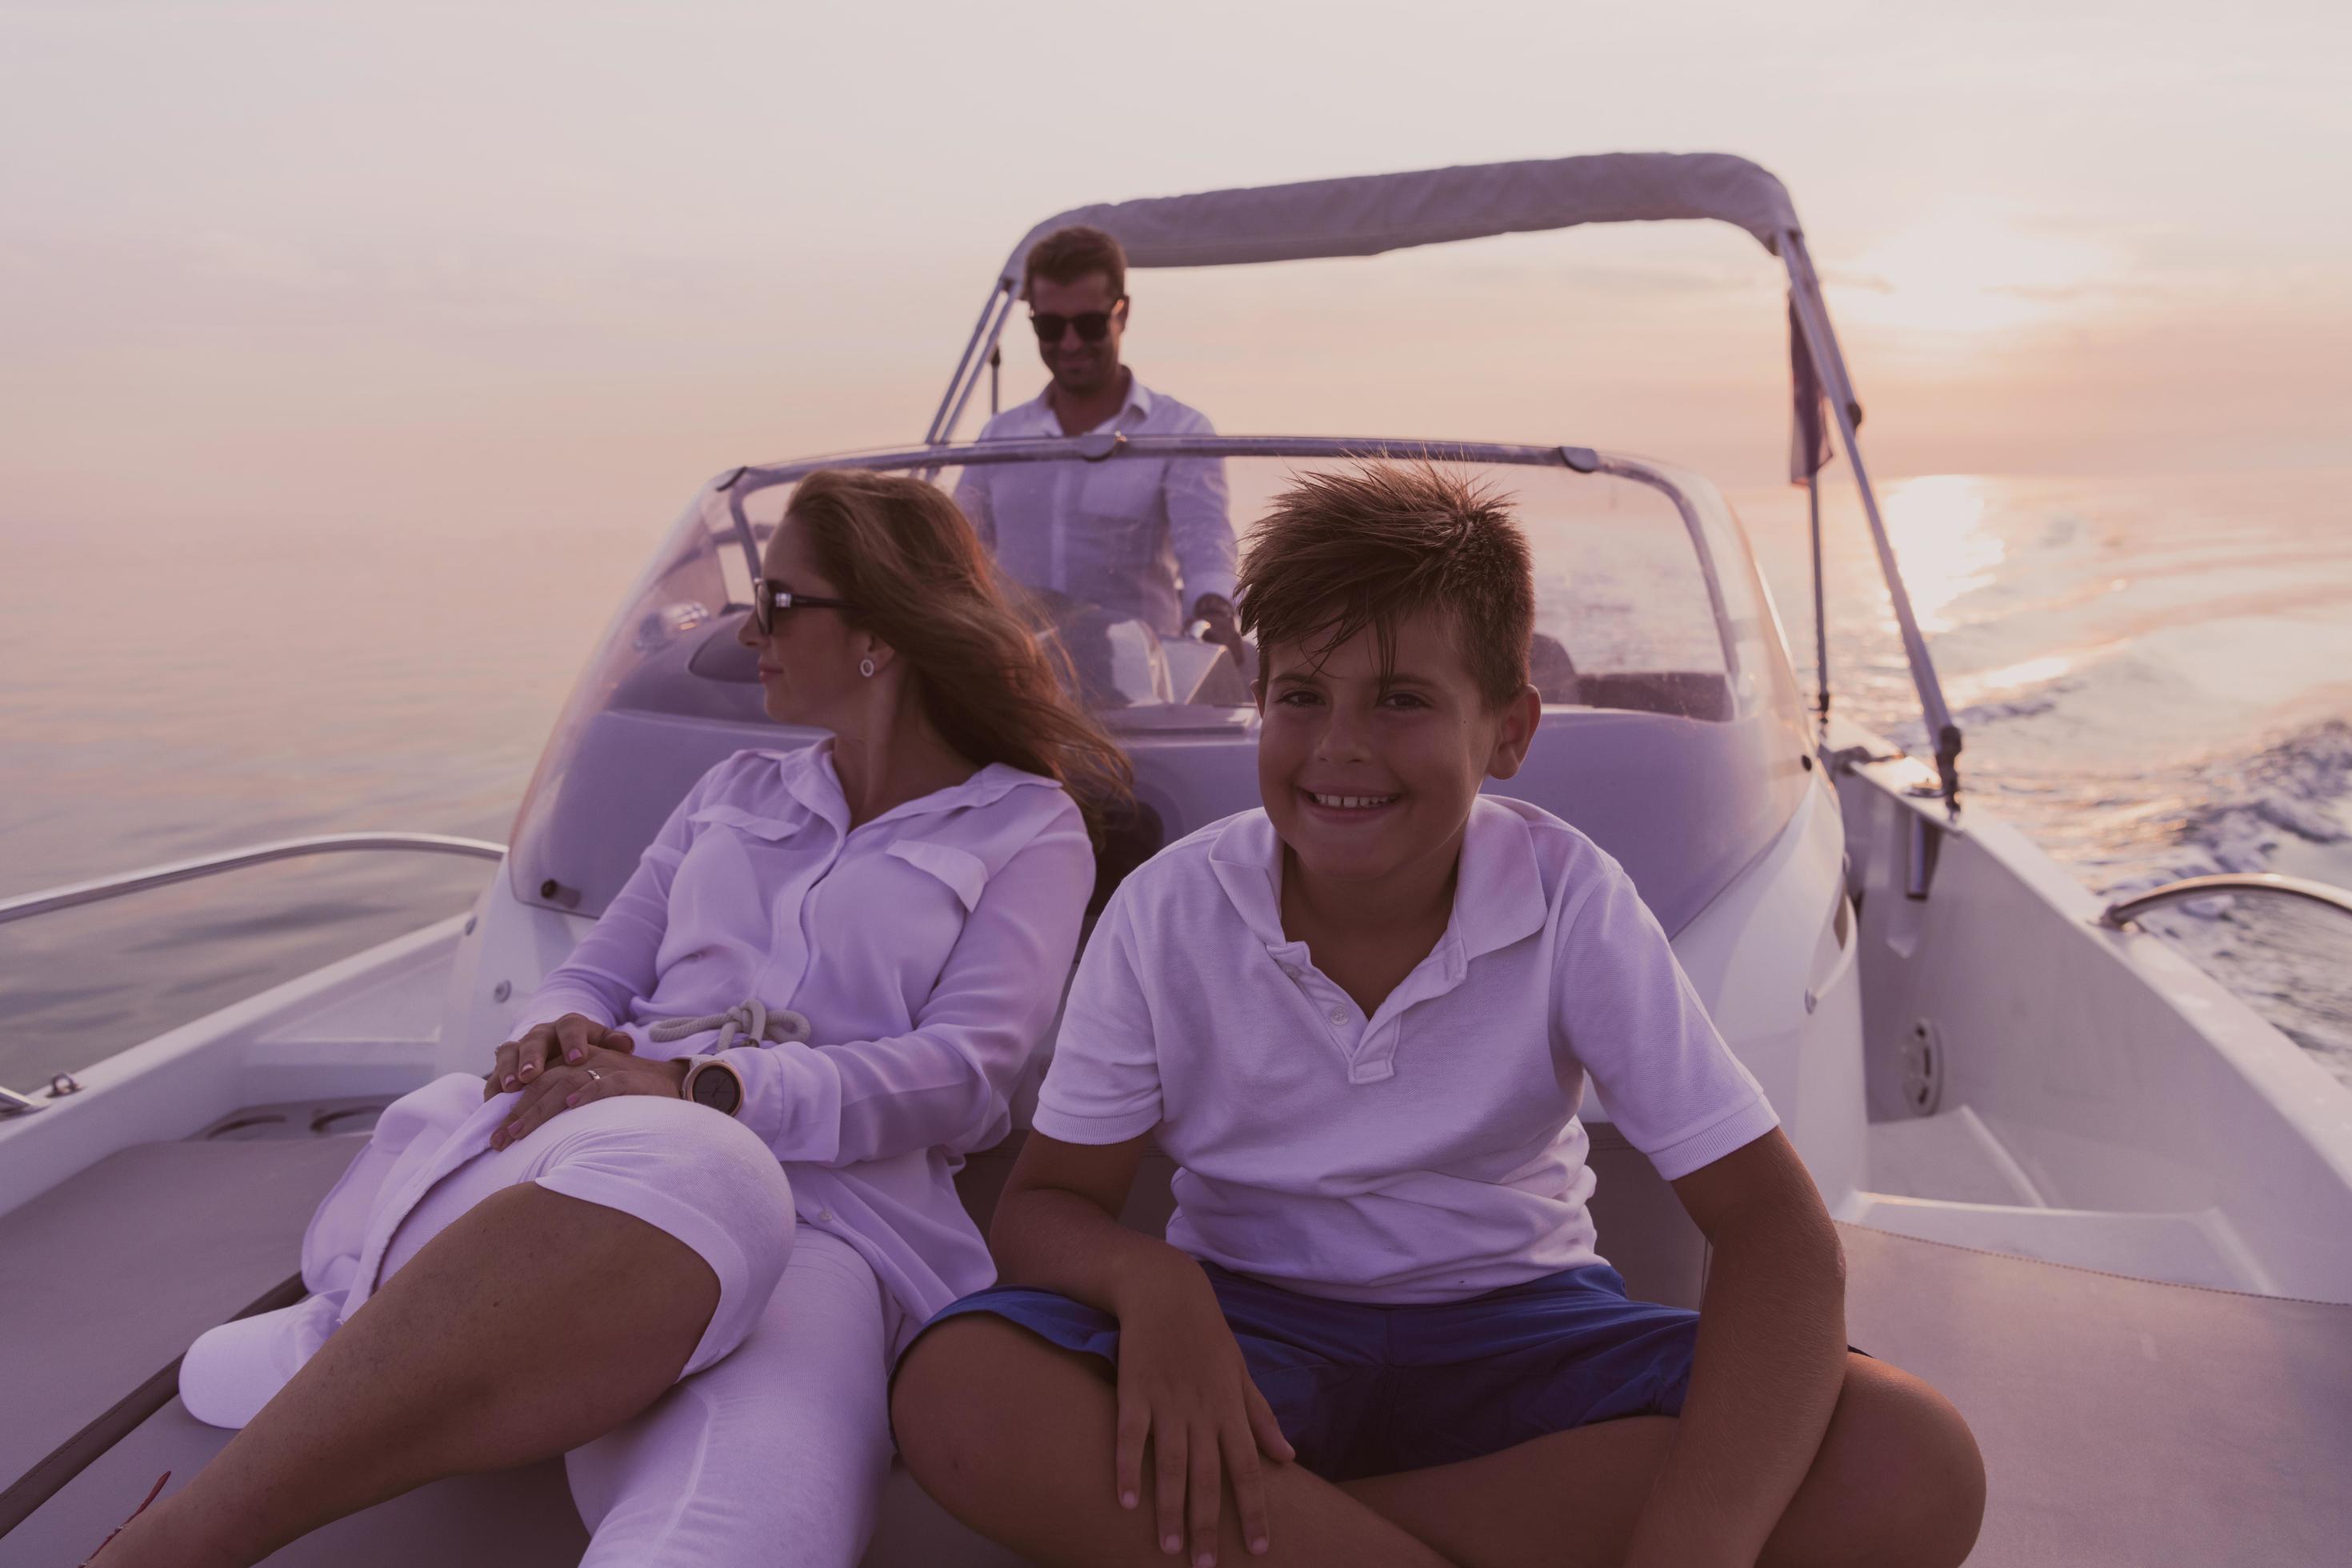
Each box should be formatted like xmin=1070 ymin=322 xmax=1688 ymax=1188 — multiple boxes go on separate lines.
xmin=1808 ymin=475 xmax=1830 ymax=732
xmin=927 ymin=280 xmax=1017 ymax=446
xmin=920 ymin=155 xmax=1966 ymax=811
xmin=1783 ymin=230 xmax=1962 ymax=814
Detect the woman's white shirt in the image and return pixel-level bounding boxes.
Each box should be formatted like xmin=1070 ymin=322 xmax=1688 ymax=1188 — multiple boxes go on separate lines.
xmin=518 ymin=741 xmax=1094 ymax=1334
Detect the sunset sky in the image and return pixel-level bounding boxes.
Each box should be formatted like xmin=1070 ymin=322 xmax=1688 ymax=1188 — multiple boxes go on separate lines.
xmin=6 ymin=1 xmax=2348 ymax=542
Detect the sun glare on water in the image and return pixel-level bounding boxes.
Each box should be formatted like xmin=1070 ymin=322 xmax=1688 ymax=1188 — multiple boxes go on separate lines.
xmin=1882 ymin=474 xmax=2005 ymax=634
xmin=1833 ymin=214 xmax=2114 ymax=337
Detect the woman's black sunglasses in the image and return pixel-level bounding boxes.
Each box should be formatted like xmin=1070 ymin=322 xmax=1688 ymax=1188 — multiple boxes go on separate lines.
xmin=1030 ymin=301 xmax=1126 ymax=346
xmin=752 ymin=579 xmax=855 ymax=635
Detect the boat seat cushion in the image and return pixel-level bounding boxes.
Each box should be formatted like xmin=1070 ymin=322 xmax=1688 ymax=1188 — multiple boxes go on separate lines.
xmin=15 ymin=1219 xmax=2348 ymax=1566
xmin=14 ymin=1094 xmax=2348 ymax=1568
xmin=532 ymin=700 xmax=1794 ymax=938
xmin=1840 ymin=1223 xmax=2351 ymax=1567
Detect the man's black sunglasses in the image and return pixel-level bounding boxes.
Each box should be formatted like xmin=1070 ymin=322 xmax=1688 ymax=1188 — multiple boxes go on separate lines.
xmin=752 ymin=579 xmax=856 ymax=634
xmin=1030 ymin=300 xmax=1126 ymax=346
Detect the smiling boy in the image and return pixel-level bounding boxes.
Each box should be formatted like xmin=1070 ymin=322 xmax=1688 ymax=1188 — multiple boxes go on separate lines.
xmin=894 ymin=464 xmax=1984 ymax=1568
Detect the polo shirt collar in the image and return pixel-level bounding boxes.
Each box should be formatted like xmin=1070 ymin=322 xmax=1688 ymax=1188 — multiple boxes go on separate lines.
xmin=1452 ymin=797 xmax=1551 ymax=959
xmin=1207 ymin=810 xmax=1286 ymax=944
xmin=1207 ymin=797 xmax=1550 ymax=962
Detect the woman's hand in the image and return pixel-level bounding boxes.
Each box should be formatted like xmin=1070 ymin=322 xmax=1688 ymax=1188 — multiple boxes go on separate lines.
xmin=1110 ymin=1252 xmax=1294 ymax=1564
xmin=484 ymin=1013 xmax=635 ymax=1098
xmin=489 ymin=1042 xmax=689 ymax=1151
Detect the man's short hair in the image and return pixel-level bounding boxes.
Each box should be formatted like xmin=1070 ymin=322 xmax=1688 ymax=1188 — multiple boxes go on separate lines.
xmin=1025 ymin=225 xmax=1128 ymax=300
xmin=1238 ymin=462 xmax=1534 ymax=711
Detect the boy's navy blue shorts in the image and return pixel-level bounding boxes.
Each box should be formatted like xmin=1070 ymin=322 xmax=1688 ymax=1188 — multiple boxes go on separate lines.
xmin=910 ymin=1260 xmax=1699 ymax=1482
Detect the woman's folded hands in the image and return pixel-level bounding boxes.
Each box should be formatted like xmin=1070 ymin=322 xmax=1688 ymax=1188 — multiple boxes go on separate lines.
xmin=486 ymin=1012 xmax=629 ymax=1093
xmin=485 ymin=1013 xmax=690 ymax=1150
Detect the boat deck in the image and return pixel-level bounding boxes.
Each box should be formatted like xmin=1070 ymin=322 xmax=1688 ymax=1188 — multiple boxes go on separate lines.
xmin=5 ymin=1110 xmax=2346 ymax=1566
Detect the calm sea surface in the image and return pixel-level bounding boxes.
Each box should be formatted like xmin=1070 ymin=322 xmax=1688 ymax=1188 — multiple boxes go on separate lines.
xmin=4 ymin=469 xmax=2349 ymax=1092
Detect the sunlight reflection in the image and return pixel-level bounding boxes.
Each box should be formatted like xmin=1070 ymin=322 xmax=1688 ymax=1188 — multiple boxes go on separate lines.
xmin=1834 ymin=214 xmax=2112 ymax=336
xmin=1970 ymin=653 xmax=2076 ymax=692
xmin=1883 ymin=474 xmax=2002 ymax=634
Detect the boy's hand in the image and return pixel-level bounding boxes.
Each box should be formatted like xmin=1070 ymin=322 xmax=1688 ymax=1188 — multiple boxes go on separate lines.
xmin=1110 ymin=1250 xmax=1295 ymax=1564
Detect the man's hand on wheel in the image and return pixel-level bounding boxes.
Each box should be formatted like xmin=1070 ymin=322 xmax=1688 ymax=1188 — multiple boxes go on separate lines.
xmin=1193 ymin=594 xmax=1246 ymax=669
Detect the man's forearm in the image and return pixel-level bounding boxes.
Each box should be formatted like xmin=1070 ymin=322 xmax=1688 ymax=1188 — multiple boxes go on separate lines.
xmin=1164 ymin=460 xmax=1236 ymax=618
xmin=1623 ymin=1214 xmax=1847 ymax=1567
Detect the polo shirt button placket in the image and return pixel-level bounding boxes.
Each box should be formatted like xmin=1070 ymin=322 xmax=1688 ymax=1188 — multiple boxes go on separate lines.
xmin=1350 ymin=1022 xmax=1401 ymax=1085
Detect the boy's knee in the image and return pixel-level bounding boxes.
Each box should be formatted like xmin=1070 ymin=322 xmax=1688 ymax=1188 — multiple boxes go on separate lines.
xmin=1822 ymin=1358 xmax=1986 ymax=1567
xmin=891 ymin=1317 xmax=1034 ymax=1497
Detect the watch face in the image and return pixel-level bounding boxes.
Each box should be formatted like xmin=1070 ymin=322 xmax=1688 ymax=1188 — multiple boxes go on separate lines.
xmin=690 ymin=1063 xmax=742 ymax=1115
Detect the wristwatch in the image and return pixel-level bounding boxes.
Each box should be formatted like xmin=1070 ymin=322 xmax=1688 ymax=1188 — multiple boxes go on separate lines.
xmin=682 ymin=1056 xmax=745 ymax=1118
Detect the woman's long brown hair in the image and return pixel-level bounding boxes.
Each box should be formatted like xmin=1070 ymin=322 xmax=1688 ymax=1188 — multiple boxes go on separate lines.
xmin=786 ymin=468 xmax=1133 ymax=837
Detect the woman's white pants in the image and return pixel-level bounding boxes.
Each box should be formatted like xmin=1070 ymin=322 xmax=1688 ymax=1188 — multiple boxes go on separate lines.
xmin=378 ymin=1094 xmax=901 ymax=1566
xmin=568 ymin=1228 xmax=902 ymax=1566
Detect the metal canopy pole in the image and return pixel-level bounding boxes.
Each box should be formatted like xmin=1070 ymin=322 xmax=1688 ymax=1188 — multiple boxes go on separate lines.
xmin=938 ymin=284 xmax=1018 ymax=446
xmin=925 ymin=278 xmax=1014 ymax=444
xmin=1782 ymin=230 xmax=1963 ymax=813
xmin=1809 ymin=477 xmax=1830 ymax=729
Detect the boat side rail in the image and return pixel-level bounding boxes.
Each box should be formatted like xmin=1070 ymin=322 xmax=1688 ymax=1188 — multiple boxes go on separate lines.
xmin=0 ymin=833 xmax=506 ymax=931
xmin=2102 ymin=873 xmax=2352 ymax=929
xmin=0 ymin=834 xmax=505 ymax=1118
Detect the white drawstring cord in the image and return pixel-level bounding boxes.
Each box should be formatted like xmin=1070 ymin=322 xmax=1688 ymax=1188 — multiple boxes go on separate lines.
xmin=646 ymin=998 xmax=812 ymax=1054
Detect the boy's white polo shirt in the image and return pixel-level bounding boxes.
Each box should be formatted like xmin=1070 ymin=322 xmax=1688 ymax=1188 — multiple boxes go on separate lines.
xmin=1033 ymin=796 xmax=1778 ymax=1304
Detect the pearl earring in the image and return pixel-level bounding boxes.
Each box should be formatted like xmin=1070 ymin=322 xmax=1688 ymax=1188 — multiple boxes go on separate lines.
xmin=859 ymin=658 xmax=876 ymax=678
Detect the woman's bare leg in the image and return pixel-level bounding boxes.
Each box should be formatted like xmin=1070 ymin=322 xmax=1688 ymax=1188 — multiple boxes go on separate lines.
xmin=894 ymin=1316 xmax=1454 ymax=1568
xmin=99 ymin=1184 xmax=721 ymax=1568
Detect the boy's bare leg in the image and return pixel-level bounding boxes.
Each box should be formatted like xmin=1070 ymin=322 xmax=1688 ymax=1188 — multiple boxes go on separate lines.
xmin=97 ymin=1184 xmax=722 ymax=1568
xmin=894 ymin=1316 xmax=1454 ymax=1568
xmin=1342 ymin=1354 xmax=1984 ymax=1568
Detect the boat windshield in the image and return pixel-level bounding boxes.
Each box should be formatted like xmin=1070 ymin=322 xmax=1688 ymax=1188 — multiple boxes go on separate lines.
xmin=506 ymin=438 xmax=1799 ymax=913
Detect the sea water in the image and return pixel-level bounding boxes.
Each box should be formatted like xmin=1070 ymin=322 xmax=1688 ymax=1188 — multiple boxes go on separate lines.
xmin=1747 ymin=468 xmax=2352 ymax=1087
xmin=2 ymin=470 xmax=2348 ymax=1092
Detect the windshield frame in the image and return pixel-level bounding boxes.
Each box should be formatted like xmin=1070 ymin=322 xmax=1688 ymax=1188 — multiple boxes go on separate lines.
xmin=716 ymin=435 xmax=1749 ymax=696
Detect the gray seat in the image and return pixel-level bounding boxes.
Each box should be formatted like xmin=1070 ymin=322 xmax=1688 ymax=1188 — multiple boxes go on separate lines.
xmin=2 ymin=1118 xmax=1696 ymax=1564
xmin=0 ymin=1126 xmax=370 ymax=1488
xmin=528 ymin=700 xmax=1792 ymax=942
xmin=1841 ymin=1223 xmax=2352 ymax=1568
xmin=14 ymin=1110 xmax=2349 ymax=1565
xmin=10 ymin=1407 xmax=590 ymax=1566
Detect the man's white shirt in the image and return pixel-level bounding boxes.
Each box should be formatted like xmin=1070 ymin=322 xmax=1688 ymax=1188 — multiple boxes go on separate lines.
xmin=954 ymin=374 xmax=1237 ymax=637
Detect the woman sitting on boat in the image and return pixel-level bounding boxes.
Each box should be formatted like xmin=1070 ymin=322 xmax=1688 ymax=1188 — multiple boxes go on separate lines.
xmin=98 ymin=470 xmax=1126 ymax=1567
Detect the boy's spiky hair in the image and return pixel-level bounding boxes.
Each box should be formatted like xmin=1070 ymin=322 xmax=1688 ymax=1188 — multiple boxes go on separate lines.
xmin=1238 ymin=462 xmax=1534 ymax=710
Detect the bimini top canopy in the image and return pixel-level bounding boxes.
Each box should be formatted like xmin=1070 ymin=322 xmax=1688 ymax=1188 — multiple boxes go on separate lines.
xmin=998 ymin=151 xmax=1802 ymax=286
xmin=933 ymin=149 xmax=1966 ymax=811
